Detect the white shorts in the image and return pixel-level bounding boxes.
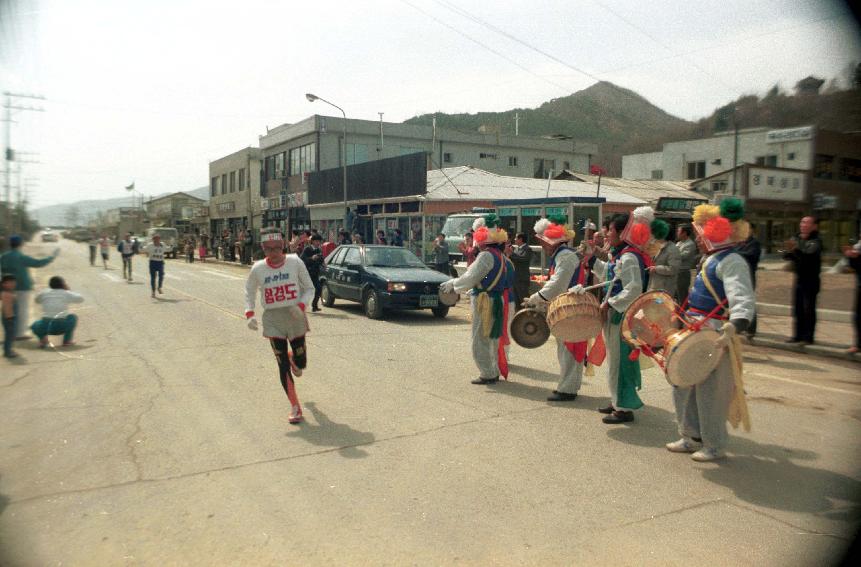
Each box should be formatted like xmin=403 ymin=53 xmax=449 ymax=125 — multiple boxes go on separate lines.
xmin=262 ymin=306 xmax=308 ymax=340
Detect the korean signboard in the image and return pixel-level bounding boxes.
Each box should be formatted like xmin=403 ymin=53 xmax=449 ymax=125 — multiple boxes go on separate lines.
xmin=747 ymin=167 xmax=805 ymax=201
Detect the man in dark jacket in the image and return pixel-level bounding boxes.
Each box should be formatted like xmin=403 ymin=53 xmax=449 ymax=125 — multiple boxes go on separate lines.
xmin=736 ymin=230 xmax=762 ymax=337
xmin=509 ymin=232 xmax=533 ymax=306
xmin=844 ymin=238 xmax=861 ymax=354
xmin=783 ymin=216 xmax=822 ymax=344
xmin=300 ymin=234 xmax=325 ymax=312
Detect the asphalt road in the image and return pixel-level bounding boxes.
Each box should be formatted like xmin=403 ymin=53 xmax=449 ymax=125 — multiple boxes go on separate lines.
xmin=1 ymin=240 xmax=859 ymax=566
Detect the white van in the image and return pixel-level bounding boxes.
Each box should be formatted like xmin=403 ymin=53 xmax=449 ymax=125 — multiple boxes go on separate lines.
xmin=145 ymin=227 xmax=179 ymax=258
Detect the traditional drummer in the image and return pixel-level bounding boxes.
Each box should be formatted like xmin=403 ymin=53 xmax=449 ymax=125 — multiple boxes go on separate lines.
xmin=666 ymin=198 xmax=755 ymax=462
xmin=525 ymin=215 xmax=587 ymax=402
xmin=595 ymin=207 xmax=654 ymax=424
xmin=440 ymin=214 xmax=515 ymax=385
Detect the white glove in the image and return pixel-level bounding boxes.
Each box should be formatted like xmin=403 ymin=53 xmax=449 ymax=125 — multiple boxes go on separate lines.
xmin=53 ymin=248 xmax=61 ymax=257
xmin=247 ymin=317 xmax=259 ymax=331
xmin=715 ymin=322 xmax=735 ymax=348
xmin=439 ymin=280 xmax=455 ymax=294
xmin=525 ymin=293 xmax=547 ymax=308
xmin=568 ymin=284 xmax=586 ymax=295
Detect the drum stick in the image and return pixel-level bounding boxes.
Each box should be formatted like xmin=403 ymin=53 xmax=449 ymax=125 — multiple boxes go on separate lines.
xmin=580 ymin=276 xmax=618 ymax=293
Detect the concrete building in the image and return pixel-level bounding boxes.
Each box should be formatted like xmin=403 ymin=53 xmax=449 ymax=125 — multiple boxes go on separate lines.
xmin=258 ymin=115 xmax=598 ymax=234
xmin=208 ymin=147 xmax=262 ymax=238
xmin=145 ymin=192 xmax=207 ymax=235
xmin=623 ymin=126 xmax=861 ymax=252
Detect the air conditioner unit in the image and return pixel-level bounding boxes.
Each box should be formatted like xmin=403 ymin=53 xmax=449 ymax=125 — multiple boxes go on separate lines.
xmin=260 ymin=198 xmax=269 ymax=211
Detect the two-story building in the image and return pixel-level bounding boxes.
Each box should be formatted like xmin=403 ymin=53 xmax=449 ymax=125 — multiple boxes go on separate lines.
xmin=145 ymin=192 xmax=207 ymax=235
xmin=208 ymin=147 xmax=262 ymax=238
xmin=256 ymin=115 xmax=597 ymax=234
xmin=623 ymin=126 xmax=861 ymax=252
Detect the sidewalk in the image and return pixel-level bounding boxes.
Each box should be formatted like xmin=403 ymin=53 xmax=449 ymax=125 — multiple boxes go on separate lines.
xmin=745 ymin=311 xmax=859 ymax=362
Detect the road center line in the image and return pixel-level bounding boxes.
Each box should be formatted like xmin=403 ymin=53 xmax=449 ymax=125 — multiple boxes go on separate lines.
xmin=100 ymin=273 xmax=124 ymax=283
xmin=201 ymin=270 xmax=243 ymax=280
xmin=748 ymin=372 xmax=861 ymax=396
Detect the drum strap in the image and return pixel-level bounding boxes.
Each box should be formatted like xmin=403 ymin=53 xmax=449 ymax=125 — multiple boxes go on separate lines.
xmin=699 ymin=257 xmax=729 ymax=319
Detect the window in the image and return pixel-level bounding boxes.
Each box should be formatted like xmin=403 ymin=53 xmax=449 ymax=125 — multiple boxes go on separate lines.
xmin=479 ymin=152 xmax=498 ymax=159
xmin=686 ymin=161 xmax=705 ymax=179
xmin=265 ymin=156 xmax=275 ymax=181
xmin=839 ymin=157 xmax=861 ymax=182
xmin=211 ymin=177 xmax=218 ymax=197
xmin=275 ymin=153 xmax=285 ymax=177
xmin=712 ymin=158 xmax=722 ymax=166
xmin=766 ymin=155 xmax=777 ymax=167
xmin=239 ymin=168 xmax=245 ymax=191
xmin=327 ymin=247 xmax=346 ymax=266
xmin=508 ymin=156 xmax=517 ymax=167
xmin=289 ymin=143 xmax=317 ymax=177
xmin=711 ymin=181 xmax=727 ymax=192
xmin=787 ymin=152 xmax=796 ymax=161
xmin=343 ymin=247 xmax=361 ymax=266
xmin=651 ymin=170 xmax=663 ymax=180
xmin=533 ymin=158 xmax=556 ymax=178
xmin=443 ymin=152 xmax=452 ymax=163
xmin=767 ymin=176 xmax=775 ymax=186
xmin=563 ymin=161 xmax=570 ymax=170
xmin=814 ymin=154 xmax=834 ymax=179
xmin=221 ymin=174 xmax=227 ymax=195
xmin=229 ymin=171 xmax=236 ymax=193
xmin=347 ymin=143 xmax=369 ymax=166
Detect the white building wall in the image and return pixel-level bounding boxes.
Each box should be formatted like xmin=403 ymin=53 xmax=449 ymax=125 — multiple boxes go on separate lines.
xmin=621 ymin=152 xmax=663 ymax=179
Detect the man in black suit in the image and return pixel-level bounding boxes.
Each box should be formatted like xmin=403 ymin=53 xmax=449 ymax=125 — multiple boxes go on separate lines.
xmin=783 ymin=216 xmax=822 ymax=344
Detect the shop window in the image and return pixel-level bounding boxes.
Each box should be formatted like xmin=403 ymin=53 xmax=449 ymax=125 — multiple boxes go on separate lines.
xmin=384 ymin=203 xmax=399 ymax=213
xmin=401 ymin=201 xmax=419 ymax=213
xmin=839 ymin=157 xmax=861 ymax=182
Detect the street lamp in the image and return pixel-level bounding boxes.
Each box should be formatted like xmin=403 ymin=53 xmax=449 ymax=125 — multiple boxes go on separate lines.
xmin=306 ymin=93 xmax=348 ymax=230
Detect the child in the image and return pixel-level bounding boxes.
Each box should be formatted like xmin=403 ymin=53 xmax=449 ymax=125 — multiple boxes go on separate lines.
xmin=2 ymin=275 xmax=17 ymax=358
xmin=31 ymin=276 xmax=85 ymax=347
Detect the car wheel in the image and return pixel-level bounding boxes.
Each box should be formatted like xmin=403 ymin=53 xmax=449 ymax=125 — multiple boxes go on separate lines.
xmin=321 ymin=283 xmax=336 ymax=307
xmin=432 ymin=306 xmax=449 ymax=318
xmin=363 ymin=288 xmax=384 ymax=319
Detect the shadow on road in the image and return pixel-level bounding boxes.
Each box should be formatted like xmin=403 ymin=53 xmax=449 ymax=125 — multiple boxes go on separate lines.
xmin=507 ymin=363 xmax=559 ymax=382
xmin=482 ymin=377 xmax=606 ymax=407
xmin=286 ymin=402 xmax=375 ymax=459
xmin=152 ymin=297 xmax=189 ymax=304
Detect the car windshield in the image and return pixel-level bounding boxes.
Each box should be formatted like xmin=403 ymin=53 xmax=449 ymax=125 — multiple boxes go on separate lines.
xmin=149 ymin=230 xmax=177 ymax=240
xmin=365 ymin=247 xmax=426 ymax=268
xmin=441 ymin=216 xmax=477 ymax=238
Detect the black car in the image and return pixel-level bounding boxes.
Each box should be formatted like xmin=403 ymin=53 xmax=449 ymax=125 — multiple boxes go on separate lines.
xmin=320 ymin=245 xmax=451 ymax=319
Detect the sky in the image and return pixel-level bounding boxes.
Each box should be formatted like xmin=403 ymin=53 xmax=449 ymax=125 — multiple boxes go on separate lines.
xmin=1 ymin=0 xmax=859 ymax=211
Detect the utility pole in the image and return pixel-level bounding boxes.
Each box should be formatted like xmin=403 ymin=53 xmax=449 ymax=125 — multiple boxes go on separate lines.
xmin=731 ymin=106 xmax=739 ymax=195
xmin=378 ymin=112 xmax=384 ymax=155
xmin=3 ymin=92 xmax=45 ymax=237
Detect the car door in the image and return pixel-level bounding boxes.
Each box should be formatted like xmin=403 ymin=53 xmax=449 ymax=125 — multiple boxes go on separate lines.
xmin=324 ymin=247 xmax=347 ymax=297
xmin=339 ymin=246 xmax=363 ymax=301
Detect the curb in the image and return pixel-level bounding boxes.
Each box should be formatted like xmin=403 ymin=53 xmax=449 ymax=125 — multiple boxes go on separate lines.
xmin=756 ymin=302 xmax=852 ymax=323
xmin=744 ymin=334 xmax=860 ymax=363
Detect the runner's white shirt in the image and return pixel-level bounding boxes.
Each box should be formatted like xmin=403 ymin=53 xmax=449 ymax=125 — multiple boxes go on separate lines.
xmin=244 ymin=254 xmax=315 ymax=317
xmin=144 ymin=243 xmax=166 ymax=262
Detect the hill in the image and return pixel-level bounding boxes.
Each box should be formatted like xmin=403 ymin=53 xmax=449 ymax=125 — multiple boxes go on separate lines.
xmin=405 ymin=79 xmax=861 ymax=176
xmin=31 ymin=186 xmax=209 ymax=228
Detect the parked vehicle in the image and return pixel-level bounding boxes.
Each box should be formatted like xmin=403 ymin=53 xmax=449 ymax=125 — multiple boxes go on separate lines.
xmin=320 ymin=245 xmax=451 ymax=319
xmin=145 ymin=227 xmax=179 ymax=258
xmin=40 ymin=230 xmax=58 ymax=242
xmin=441 ymin=210 xmax=492 ymax=261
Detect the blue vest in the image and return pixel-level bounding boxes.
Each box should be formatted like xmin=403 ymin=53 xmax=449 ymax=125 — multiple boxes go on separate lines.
xmin=608 ymin=246 xmax=648 ymax=298
xmin=549 ymin=246 xmax=583 ymax=288
xmin=473 ymin=248 xmax=514 ymax=295
xmin=687 ymin=249 xmax=734 ymax=314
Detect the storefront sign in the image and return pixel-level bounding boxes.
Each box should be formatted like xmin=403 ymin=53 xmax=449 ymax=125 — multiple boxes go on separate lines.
xmin=766 ymin=126 xmax=813 ymax=144
xmin=497 ymin=208 xmax=517 ymax=217
xmin=812 ymin=193 xmax=837 ymax=210
xmin=748 ymin=168 xmax=805 ymax=201
xmin=521 ymin=208 xmax=542 ymax=216
xmin=656 ymin=197 xmax=708 ymax=212
xmin=545 ymin=207 xmax=566 ymax=216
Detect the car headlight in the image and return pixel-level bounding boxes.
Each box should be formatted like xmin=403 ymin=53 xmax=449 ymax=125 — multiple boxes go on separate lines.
xmin=387 ymin=282 xmax=407 ymax=292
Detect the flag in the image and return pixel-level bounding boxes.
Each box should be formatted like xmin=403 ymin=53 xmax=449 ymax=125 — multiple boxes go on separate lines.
xmin=125 ymin=182 xmax=135 ymax=191
xmin=589 ymin=164 xmax=606 ymax=176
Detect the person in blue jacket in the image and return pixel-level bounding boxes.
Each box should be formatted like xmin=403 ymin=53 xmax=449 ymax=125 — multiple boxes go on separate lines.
xmin=0 ymin=235 xmax=59 ymax=339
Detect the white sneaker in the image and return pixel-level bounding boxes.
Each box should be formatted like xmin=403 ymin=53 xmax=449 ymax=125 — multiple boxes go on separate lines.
xmin=666 ymin=438 xmax=702 ymax=453
xmin=691 ymin=447 xmax=725 ymax=462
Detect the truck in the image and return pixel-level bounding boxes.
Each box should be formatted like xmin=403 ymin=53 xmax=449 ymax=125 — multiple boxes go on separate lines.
xmin=440 ymin=210 xmax=493 ymax=262
xmin=145 ymin=227 xmax=180 ymax=259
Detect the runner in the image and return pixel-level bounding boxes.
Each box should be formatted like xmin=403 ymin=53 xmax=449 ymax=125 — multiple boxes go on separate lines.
xmin=99 ymin=234 xmax=110 ymax=269
xmin=245 ymin=227 xmax=315 ymax=424
xmin=118 ymin=233 xmax=136 ymax=282
xmin=143 ymin=234 xmax=167 ymax=298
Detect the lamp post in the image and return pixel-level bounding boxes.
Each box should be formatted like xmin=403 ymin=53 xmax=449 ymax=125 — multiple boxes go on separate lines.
xmin=306 ymin=93 xmax=348 ymax=230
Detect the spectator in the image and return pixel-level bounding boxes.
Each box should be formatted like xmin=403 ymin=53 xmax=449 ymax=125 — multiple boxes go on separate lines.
xmin=338 ymin=230 xmax=352 ymax=246
xmin=675 ymin=224 xmax=698 ymax=305
xmin=353 ymin=233 xmax=364 ymax=245
xmin=88 ymin=235 xmax=98 ymax=266
xmin=199 ymin=234 xmax=208 ymax=263
xmin=736 ymin=228 xmax=762 ymax=337
xmin=844 ymin=235 xmax=861 ymax=354
xmin=300 ymin=234 xmax=325 ymax=312
xmin=391 ymin=228 xmax=404 ymax=247
xmin=647 ymin=220 xmax=680 ymax=298
xmin=0 ymin=234 xmax=59 ymax=339
xmin=783 ymin=216 xmax=822 ymax=344
xmin=31 ymin=276 xmax=84 ymax=347
xmin=2 ymin=274 xmax=17 ymax=358
xmin=376 ymin=230 xmax=387 ymax=245
xmin=98 ymin=234 xmax=110 ymax=269
xmin=458 ymin=232 xmax=478 ymax=266
xmin=289 ymin=230 xmax=302 ymax=253
xmin=431 ymin=233 xmax=450 ymax=274
xmin=244 ymin=229 xmax=254 ymax=264
xmin=321 ymin=236 xmax=336 ymax=259
xmin=509 ymin=232 xmax=533 ymax=306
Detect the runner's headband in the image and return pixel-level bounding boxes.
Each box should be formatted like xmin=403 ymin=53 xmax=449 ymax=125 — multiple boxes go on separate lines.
xmin=260 ymin=232 xmax=284 ymax=243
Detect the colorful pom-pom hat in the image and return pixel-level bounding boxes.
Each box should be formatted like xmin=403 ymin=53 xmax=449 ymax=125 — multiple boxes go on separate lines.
xmin=472 ymin=213 xmax=509 ymax=246
xmin=620 ymin=206 xmax=656 ymax=249
xmin=692 ymin=197 xmax=750 ymax=253
xmin=533 ymin=214 xmax=577 ymax=245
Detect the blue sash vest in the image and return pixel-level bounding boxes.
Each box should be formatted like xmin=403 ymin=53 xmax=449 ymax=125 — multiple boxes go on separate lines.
xmin=473 ymin=248 xmax=514 ymax=295
xmin=549 ymin=246 xmax=582 ymax=287
xmin=687 ymin=249 xmax=734 ymax=314
xmin=608 ymin=246 xmax=648 ymax=297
